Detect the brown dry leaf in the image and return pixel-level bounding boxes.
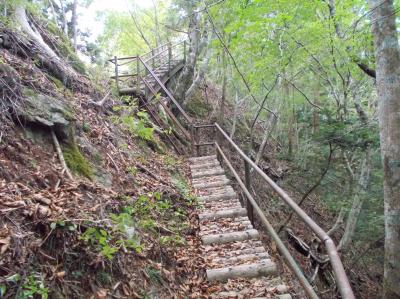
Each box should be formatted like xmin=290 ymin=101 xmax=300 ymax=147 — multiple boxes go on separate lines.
xmin=0 ymin=236 xmax=11 ymax=255
xmin=95 ymin=289 xmax=108 ymax=299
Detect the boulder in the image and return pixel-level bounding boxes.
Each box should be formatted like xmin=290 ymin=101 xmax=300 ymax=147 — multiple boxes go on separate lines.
xmin=17 ymin=88 xmax=75 ymax=137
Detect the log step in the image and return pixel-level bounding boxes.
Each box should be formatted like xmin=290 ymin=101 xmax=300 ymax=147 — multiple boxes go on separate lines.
xmin=206 ymin=260 xmax=277 ymax=281
xmin=212 ymin=252 xmax=269 ymax=266
xmin=192 ymin=174 xmax=228 ymax=183
xmin=202 ymin=229 xmax=259 ymax=245
xmin=192 ymin=168 xmax=225 ymax=179
xmin=188 ymin=155 xmax=218 ymax=163
xmin=207 ymin=246 xmax=266 ymax=259
xmin=198 ymin=190 xmax=237 ymax=202
xmin=199 ymin=208 xmax=247 ymax=221
xmin=193 ymin=179 xmax=230 ymax=189
xmin=190 ymin=161 xmax=221 ymax=170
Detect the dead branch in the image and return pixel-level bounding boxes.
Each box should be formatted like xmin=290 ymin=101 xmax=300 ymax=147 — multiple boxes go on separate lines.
xmin=51 ymin=129 xmax=73 ymax=180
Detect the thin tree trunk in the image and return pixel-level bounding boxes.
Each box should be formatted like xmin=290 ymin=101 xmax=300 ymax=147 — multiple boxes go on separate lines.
xmin=72 ymin=0 xmax=78 ymax=52
xmin=255 ymin=112 xmax=277 ymax=165
xmin=338 ymin=149 xmax=371 ymax=251
xmin=220 ymin=49 xmax=227 ymax=122
xmin=369 ymin=1 xmax=400 ymax=297
xmin=59 ymin=0 xmax=68 ymax=36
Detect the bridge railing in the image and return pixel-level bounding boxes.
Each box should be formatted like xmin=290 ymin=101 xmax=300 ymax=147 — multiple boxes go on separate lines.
xmin=191 ymin=123 xmax=355 ymax=299
xmin=109 ymin=40 xmax=186 ymax=93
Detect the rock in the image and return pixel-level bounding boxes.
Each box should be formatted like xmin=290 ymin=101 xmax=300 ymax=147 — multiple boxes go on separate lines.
xmin=17 ymin=88 xmax=75 ymax=138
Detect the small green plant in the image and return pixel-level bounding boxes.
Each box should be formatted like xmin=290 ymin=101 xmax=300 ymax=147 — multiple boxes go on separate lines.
xmin=126 ymin=166 xmax=138 ymax=176
xmin=80 ymin=227 xmax=118 ymax=260
xmin=159 ymin=235 xmax=185 ymax=247
xmin=12 ymin=274 xmax=49 ymax=299
xmin=112 ymin=101 xmax=156 ymax=142
xmin=50 ymin=220 xmax=77 ymax=231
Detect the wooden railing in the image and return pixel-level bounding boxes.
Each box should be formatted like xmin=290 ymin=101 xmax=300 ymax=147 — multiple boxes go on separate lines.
xmin=193 ymin=124 xmax=355 ymax=299
xmin=109 ymin=40 xmax=186 ymax=93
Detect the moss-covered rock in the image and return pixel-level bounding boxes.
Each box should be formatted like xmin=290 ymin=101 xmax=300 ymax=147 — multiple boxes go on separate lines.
xmin=17 ymin=88 xmax=75 ymax=137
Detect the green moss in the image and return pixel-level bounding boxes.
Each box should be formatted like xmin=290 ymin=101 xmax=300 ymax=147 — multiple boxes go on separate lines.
xmin=63 ymin=144 xmax=93 ymax=179
xmin=45 ymin=74 xmax=65 ymax=90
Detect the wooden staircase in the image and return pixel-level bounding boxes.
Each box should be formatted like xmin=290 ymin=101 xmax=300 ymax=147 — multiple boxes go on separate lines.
xmin=189 ymin=155 xmax=292 ymax=299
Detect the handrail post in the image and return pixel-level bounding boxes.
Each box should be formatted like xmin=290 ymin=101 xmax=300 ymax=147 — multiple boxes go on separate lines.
xmin=195 ymin=126 xmax=200 ymax=156
xmin=168 ymin=42 xmax=172 ymax=76
xmin=183 ymin=40 xmax=187 ymax=62
xmin=190 ymin=125 xmax=195 ymax=155
xmin=244 ymin=158 xmax=254 ymax=224
xmin=114 ymin=56 xmax=119 ymax=92
xmin=136 ymin=56 xmax=140 ymax=94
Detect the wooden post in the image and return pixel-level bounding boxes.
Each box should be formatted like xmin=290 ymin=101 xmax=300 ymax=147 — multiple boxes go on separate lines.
xmin=114 ymin=56 xmax=119 ymax=92
xmin=168 ymin=42 xmax=172 ymax=76
xmin=151 ymin=49 xmax=155 ymax=69
xmin=190 ymin=125 xmax=196 ymax=155
xmin=244 ymin=159 xmax=254 ymax=225
xmin=195 ymin=126 xmax=200 ymax=157
xmin=183 ymin=40 xmax=187 ymax=62
xmin=136 ymin=56 xmax=140 ymax=94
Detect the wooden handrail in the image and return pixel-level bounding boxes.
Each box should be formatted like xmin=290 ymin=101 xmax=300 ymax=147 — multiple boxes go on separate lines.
xmin=212 ymin=123 xmax=355 ymax=299
xmin=137 ymin=57 xmax=192 ymax=123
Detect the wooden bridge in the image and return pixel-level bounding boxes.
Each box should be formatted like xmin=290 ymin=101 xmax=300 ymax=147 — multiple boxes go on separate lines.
xmin=110 ymin=42 xmax=356 ymax=299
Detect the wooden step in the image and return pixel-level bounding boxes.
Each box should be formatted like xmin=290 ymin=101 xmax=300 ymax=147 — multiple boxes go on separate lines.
xmin=198 ymin=190 xmax=237 ymax=202
xmin=202 ymin=229 xmax=259 ymax=245
xmin=192 ymin=174 xmax=228 ymax=185
xmin=193 ymin=178 xmax=230 ymax=189
xmin=191 ymin=168 xmax=225 ymax=178
xmin=206 ymin=260 xmax=277 ymax=281
xmin=190 ymin=161 xmax=221 ymax=170
xmin=212 ymin=252 xmax=269 ymax=266
xmin=199 ymin=208 xmax=247 ymax=221
xmin=188 ymin=155 xmax=218 ymax=163
xmin=207 ymin=246 xmax=266 ymax=259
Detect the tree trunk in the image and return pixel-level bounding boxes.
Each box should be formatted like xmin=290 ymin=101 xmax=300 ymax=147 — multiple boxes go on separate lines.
xmin=369 ymin=1 xmax=400 ymax=297
xmin=255 ymin=112 xmax=277 ymax=165
xmin=338 ymin=149 xmax=371 ymax=251
xmin=72 ymin=0 xmax=78 ymax=52
xmin=220 ymin=49 xmax=227 ymax=122
xmin=14 ymin=4 xmax=81 ymax=89
xmin=184 ymin=42 xmax=212 ymax=104
xmin=174 ymin=12 xmax=201 ymax=103
xmin=59 ymin=0 xmax=68 ymax=36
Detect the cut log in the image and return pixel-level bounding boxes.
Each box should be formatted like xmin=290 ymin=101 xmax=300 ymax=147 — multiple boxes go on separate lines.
xmin=200 ymin=202 xmax=243 ymax=213
xmin=208 ymin=246 xmax=266 ymax=258
xmin=202 ymin=229 xmax=259 ymax=245
xmin=206 ymin=260 xmax=277 ymax=281
xmin=198 ymin=191 xmax=237 ymax=202
xmin=190 ymin=161 xmax=221 ymax=170
xmin=200 ymin=198 xmax=241 ymax=208
xmin=192 ymin=174 xmax=228 ymax=184
xmin=188 ymin=155 xmax=218 ymax=163
xmin=199 ymin=208 xmax=247 ymax=221
xmin=213 ymin=252 xmax=269 ymax=264
xmin=275 ymin=295 xmax=292 ymax=299
xmin=193 ymin=179 xmax=230 ymax=189
xmin=192 ymin=168 xmax=225 ymax=179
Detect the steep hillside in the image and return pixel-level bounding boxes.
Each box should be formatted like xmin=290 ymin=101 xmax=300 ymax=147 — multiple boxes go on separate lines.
xmin=0 ymin=21 xmax=206 ymax=299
